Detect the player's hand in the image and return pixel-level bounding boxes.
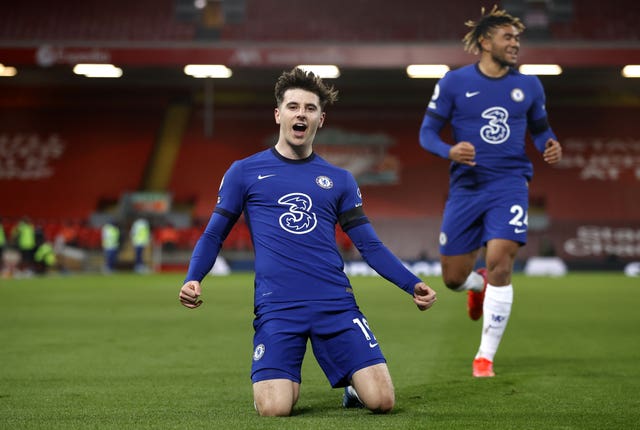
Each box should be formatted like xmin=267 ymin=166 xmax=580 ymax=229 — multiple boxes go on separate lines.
xmin=543 ymin=139 xmax=562 ymax=164
xmin=449 ymin=141 xmax=477 ymax=166
xmin=413 ymin=282 xmax=437 ymax=311
xmin=179 ymin=280 xmax=203 ymax=309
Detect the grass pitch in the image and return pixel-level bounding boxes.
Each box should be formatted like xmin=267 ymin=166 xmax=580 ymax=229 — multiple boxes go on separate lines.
xmin=1 ymin=272 xmax=639 ymax=429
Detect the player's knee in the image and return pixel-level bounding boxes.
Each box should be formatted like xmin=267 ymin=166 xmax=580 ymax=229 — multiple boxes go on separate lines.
xmin=486 ymin=263 xmax=512 ymax=285
xmin=442 ymin=274 xmax=465 ymax=291
xmin=366 ymin=393 xmax=395 ymax=414
xmin=255 ymin=399 xmax=292 ymax=417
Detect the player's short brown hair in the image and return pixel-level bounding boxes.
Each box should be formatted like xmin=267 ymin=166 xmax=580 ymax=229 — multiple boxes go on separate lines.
xmin=274 ymin=67 xmax=339 ymax=110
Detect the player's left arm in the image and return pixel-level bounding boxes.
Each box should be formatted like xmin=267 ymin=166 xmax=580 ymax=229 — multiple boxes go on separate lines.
xmin=340 ymin=210 xmax=436 ymax=310
xmin=528 ymin=77 xmax=562 ymax=165
xmin=529 ymin=114 xmax=562 ymax=164
xmin=541 ymin=138 xmax=562 ymax=164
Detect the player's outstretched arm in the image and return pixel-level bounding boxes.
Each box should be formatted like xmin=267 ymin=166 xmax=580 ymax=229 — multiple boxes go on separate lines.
xmin=413 ymin=282 xmax=437 ymax=311
xmin=179 ymin=280 xmax=203 ymax=309
xmin=542 ymin=138 xmax=562 ymax=164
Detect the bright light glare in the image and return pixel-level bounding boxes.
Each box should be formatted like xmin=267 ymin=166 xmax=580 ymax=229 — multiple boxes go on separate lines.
xmin=0 ymin=64 xmax=17 ymax=77
xmin=184 ymin=64 xmax=233 ymax=78
xmin=406 ymin=64 xmax=450 ymax=78
xmin=518 ymin=64 xmax=562 ymax=75
xmin=73 ymin=64 xmax=123 ymax=78
xmin=296 ymin=65 xmax=341 ymax=79
xmin=622 ymin=65 xmax=640 ymax=78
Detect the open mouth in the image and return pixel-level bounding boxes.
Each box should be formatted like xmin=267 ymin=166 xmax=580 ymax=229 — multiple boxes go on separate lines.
xmin=293 ymin=123 xmax=307 ymax=132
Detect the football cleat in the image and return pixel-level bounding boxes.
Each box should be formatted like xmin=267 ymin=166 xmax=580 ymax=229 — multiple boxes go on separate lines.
xmin=472 ymin=357 xmax=495 ymax=377
xmin=342 ymin=385 xmax=364 ymax=409
xmin=467 ymin=268 xmax=487 ymax=321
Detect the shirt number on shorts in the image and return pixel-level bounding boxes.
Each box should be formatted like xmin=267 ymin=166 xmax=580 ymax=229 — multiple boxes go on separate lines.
xmin=508 ymin=204 xmax=528 ymax=227
xmin=352 ymin=317 xmax=378 ymax=348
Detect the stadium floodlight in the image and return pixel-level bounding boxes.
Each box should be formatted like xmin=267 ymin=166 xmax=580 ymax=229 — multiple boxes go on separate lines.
xmin=184 ymin=64 xmax=233 ymax=78
xmin=0 ymin=63 xmax=17 ymax=77
xmin=621 ymin=65 xmax=640 ymax=78
xmin=73 ymin=63 xmax=123 ymax=78
xmin=518 ymin=64 xmax=562 ymax=75
xmin=296 ymin=65 xmax=340 ymax=78
xmin=406 ymin=64 xmax=450 ymax=78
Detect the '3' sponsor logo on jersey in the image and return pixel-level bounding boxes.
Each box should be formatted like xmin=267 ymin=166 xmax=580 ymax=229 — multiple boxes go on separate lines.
xmin=278 ymin=193 xmax=317 ymax=234
xmin=481 ymin=106 xmax=510 ymax=144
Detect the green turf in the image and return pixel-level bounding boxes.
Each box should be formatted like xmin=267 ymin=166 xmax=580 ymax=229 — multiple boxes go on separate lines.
xmin=1 ymin=272 xmax=639 ymax=429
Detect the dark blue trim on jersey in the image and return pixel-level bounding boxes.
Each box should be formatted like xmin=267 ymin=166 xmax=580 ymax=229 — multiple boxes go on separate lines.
xmin=214 ymin=206 xmax=240 ymax=219
xmin=270 ymin=147 xmax=316 ymax=164
xmin=425 ymin=110 xmax=447 ymax=123
xmin=347 ymin=223 xmax=420 ymax=295
xmin=529 ymin=116 xmax=558 ymax=152
xmin=184 ymin=211 xmax=238 ymax=283
xmin=338 ymin=206 xmax=369 ymax=231
xmin=532 ymin=128 xmax=557 ymax=153
xmin=342 ymin=216 xmax=369 ymax=231
xmin=528 ymin=116 xmax=550 ymax=135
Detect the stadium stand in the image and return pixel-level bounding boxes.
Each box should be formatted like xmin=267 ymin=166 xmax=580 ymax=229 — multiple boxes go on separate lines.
xmin=0 ymin=0 xmax=195 ymax=42
xmin=0 ymin=0 xmax=638 ymax=267
xmin=0 ymin=0 xmax=638 ymax=43
xmin=0 ymin=87 xmax=163 ymax=221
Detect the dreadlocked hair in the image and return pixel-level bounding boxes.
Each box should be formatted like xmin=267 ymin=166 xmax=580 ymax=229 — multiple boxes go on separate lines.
xmin=274 ymin=67 xmax=339 ymax=110
xmin=462 ymin=5 xmax=525 ymax=54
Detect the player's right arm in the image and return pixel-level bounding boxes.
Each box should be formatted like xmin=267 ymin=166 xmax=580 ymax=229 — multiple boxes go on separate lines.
xmin=184 ymin=212 xmax=237 ymax=283
xmin=179 ymin=212 xmax=237 ymax=309
xmin=179 ymin=280 xmax=203 ymax=309
xmin=419 ymin=75 xmax=476 ymax=165
xmin=179 ymin=163 xmax=244 ymax=308
xmin=420 ymin=114 xmax=477 ymax=166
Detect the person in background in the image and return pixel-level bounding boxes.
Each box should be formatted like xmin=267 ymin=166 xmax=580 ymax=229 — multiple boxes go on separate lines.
xmin=34 ymin=237 xmax=57 ymax=275
xmin=418 ymin=6 xmax=562 ymax=377
xmin=178 ymin=67 xmax=437 ymax=416
xmin=11 ymin=216 xmax=36 ymax=274
xmin=101 ymin=219 xmax=120 ymax=274
xmin=0 ymin=216 xmax=6 ymax=271
xmin=130 ymin=217 xmax=151 ymax=273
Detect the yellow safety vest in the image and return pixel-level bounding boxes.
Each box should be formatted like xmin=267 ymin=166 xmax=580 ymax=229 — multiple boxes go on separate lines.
xmin=102 ymin=224 xmax=120 ymax=250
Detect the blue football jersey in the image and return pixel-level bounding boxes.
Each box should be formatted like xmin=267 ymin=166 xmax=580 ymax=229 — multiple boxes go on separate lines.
xmin=216 ymin=148 xmax=363 ymax=307
xmin=424 ymin=63 xmax=554 ymax=190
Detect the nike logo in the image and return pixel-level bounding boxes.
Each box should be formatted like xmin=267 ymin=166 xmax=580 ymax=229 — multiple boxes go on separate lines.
xmin=484 ymin=325 xmax=499 ymax=334
xmin=514 ymin=228 xmax=526 ymax=233
xmin=257 ymin=174 xmax=276 ymax=180
xmin=369 ymin=342 xmax=379 ymax=348
xmin=465 ymin=91 xmax=480 ymax=98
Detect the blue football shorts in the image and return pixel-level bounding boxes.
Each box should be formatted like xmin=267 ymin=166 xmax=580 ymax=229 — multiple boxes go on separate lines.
xmin=439 ymin=184 xmax=529 ymax=256
xmin=250 ymin=299 xmax=386 ymax=388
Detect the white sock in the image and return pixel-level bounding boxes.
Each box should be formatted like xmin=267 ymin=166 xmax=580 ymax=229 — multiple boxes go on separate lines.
xmin=454 ymin=270 xmax=484 ymax=292
xmin=475 ymin=284 xmax=513 ymax=362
